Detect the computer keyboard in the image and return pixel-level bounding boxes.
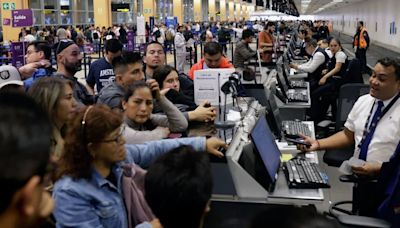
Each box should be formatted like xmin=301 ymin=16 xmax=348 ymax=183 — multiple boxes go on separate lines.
xmin=282 ymin=120 xmax=312 ymax=138
xmin=290 ymin=80 xmax=307 ymax=88
xmin=287 ymin=91 xmax=308 ymax=102
xmin=283 ymin=157 xmax=330 ymax=189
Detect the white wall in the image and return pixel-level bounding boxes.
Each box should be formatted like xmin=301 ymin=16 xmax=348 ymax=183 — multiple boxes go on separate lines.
xmin=314 ymin=0 xmax=400 ymax=51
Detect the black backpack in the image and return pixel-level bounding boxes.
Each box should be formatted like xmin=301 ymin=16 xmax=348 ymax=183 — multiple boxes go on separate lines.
xmin=183 ymin=30 xmax=193 ymax=42
xmin=93 ymin=32 xmax=99 ymax=40
xmin=153 ymin=30 xmax=161 ymax=38
xmin=200 ymin=31 xmax=206 ymax=42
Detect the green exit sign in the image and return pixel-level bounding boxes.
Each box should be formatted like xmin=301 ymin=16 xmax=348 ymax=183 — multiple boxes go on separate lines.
xmin=2 ymin=2 xmax=15 ymax=10
xmin=2 ymin=3 xmax=9 ymax=10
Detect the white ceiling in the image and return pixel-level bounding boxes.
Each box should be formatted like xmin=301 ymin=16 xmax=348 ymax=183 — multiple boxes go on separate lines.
xmin=294 ymin=0 xmax=364 ymax=15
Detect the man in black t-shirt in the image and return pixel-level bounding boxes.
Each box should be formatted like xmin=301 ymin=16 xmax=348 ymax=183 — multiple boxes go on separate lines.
xmin=86 ymin=39 xmax=123 ymax=93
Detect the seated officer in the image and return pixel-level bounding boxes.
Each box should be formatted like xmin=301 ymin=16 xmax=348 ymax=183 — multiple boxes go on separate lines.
xmin=301 ymin=57 xmax=400 ymax=174
xmin=289 ymin=37 xmax=330 ymax=91
xmin=300 ymin=57 xmax=400 ymax=215
xmin=188 ymin=42 xmax=233 ymax=80
xmin=0 ymin=92 xmax=53 ymax=228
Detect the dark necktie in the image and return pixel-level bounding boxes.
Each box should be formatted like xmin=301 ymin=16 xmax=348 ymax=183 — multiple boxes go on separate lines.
xmin=359 ymin=101 xmax=384 ymax=161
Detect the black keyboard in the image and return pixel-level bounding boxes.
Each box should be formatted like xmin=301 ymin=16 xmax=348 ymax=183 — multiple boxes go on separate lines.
xmin=290 ymin=80 xmax=307 ymax=88
xmin=283 ymin=157 xmax=330 ymax=189
xmin=287 ymin=91 xmax=308 ymax=102
xmin=282 ymin=120 xmax=312 ymax=139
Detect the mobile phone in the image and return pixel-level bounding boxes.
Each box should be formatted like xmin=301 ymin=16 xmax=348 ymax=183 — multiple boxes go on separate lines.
xmin=285 ymin=137 xmax=311 ymax=147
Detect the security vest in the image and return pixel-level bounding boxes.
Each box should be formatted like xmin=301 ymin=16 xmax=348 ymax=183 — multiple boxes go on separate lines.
xmin=354 ymin=27 xmax=368 ymax=49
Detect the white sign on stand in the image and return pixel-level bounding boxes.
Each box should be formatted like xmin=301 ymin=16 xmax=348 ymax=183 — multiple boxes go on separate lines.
xmin=194 ymin=68 xmax=235 ymax=106
xmin=136 ymin=16 xmax=146 ymax=45
xmin=136 ymin=16 xmax=145 ymax=36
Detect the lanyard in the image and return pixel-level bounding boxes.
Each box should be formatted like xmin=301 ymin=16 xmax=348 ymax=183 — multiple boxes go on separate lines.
xmin=357 ymin=93 xmax=400 ymax=149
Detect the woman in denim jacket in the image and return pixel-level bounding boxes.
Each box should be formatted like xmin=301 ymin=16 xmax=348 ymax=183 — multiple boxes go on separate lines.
xmin=52 ymin=104 xmax=226 ymax=228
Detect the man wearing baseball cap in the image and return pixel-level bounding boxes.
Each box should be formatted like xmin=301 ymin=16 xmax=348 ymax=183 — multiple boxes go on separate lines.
xmin=0 ymin=65 xmax=24 ymax=93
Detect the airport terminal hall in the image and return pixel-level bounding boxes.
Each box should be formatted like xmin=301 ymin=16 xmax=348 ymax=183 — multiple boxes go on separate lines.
xmin=1 ymin=0 xmax=400 ymax=227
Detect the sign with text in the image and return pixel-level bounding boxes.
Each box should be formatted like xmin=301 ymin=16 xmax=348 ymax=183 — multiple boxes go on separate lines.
xmin=165 ymin=17 xmax=177 ymax=29
xmin=126 ymin=31 xmax=135 ymax=52
xmin=12 ymin=9 xmax=33 ymax=27
xmin=3 ymin=18 xmax=11 ymax=26
xmin=11 ymin=42 xmax=27 ymax=68
xmin=194 ymin=68 xmax=235 ymax=106
xmin=136 ymin=16 xmax=145 ymax=36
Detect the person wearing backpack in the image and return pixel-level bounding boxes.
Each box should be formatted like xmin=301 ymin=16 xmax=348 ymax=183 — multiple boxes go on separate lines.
xmin=152 ymin=25 xmax=161 ymax=41
xmin=218 ymin=25 xmax=231 ymax=54
xmin=165 ymin=25 xmax=176 ymax=54
xmin=92 ymin=27 xmax=101 ymax=53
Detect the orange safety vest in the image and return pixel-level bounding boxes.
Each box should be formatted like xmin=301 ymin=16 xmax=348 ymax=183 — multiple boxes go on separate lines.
xmin=354 ymin=27 xmax=368 ymax=49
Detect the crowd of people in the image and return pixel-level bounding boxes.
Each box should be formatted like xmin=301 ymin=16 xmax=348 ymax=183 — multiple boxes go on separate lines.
xmin=0 ymin=17 xmax=398 ymax=228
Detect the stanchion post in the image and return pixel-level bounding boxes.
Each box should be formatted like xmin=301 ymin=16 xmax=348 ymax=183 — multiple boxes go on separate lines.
xmin=200 ymin=42 xmax=203 ymax=59
xmin=83 ymin=53 xmax=87 ymax=79
xmin=194 ymin=43 xmax=198 ymax=64
xmin=230 ymin=41 xmax=234 ymax=62
xmin=173 ymin=44 xmax=177 ymax=69
xmin=189 ymin=47 xmax=193 ymax=67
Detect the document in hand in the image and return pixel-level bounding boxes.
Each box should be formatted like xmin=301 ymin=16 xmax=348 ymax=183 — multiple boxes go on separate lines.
xmin=193 ymin=68 xmax=235 ymax=106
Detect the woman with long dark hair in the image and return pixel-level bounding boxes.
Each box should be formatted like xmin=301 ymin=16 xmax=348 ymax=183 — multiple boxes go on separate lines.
xmin=152 ymin=65 xmax=216 ymax=123
xmin=53 ymin=104 xmax=225 ymax=227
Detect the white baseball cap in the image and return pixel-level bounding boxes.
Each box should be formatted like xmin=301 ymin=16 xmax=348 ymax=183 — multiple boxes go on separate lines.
xmin=0 ymin=65 xmax=24 ymax=89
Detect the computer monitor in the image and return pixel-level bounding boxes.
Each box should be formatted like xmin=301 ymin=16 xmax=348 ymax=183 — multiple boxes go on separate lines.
xmin=248 ymin=116 xmax=281 ymax=192
xmin=275 ymin=61 xmax=290 ymax=99
xmin=242 ymin=84 xmax=268 ymax=106
xmin=242 ymin=84 xmax=282 ymax=140
xmin=264 ymin=87 xmax=283 ymax=139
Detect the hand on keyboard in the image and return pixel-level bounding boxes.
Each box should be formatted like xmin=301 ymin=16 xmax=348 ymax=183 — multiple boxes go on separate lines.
xmin=296 ymin=134 xmax=320 ymax=152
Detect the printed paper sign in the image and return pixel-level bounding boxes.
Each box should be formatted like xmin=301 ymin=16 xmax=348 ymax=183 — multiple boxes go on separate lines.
xmin=194 ymin=68 xmax=235 ymax=106
xmin=12 ymin=9 xmax=33 ymax=27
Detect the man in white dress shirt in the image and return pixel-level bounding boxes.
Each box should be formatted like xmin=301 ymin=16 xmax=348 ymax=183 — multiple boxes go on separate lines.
xmin=289 ymin=38 xmax=330 ymax=91
xmin=301 ymin=57 xmax=400 ymax=176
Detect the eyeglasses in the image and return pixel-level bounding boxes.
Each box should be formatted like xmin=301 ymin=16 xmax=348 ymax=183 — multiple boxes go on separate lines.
xmin=26 ymin=50 xmax=37 ymax=55
xmin=100 ymin=125 xmax=125 ymax=144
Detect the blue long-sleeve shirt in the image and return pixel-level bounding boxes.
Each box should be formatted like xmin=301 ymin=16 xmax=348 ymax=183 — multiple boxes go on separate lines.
xmin=53 ymin=137 xmax=206 ymax=228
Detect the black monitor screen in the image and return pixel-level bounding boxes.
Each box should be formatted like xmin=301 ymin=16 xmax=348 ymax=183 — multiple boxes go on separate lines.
xmin=264 ymin=87 xmax=282 ymax=139
xmin=276 ymin=62 xmax=289 ymax=98
xmin=250 ymin=116 xmax=281 ymax=183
